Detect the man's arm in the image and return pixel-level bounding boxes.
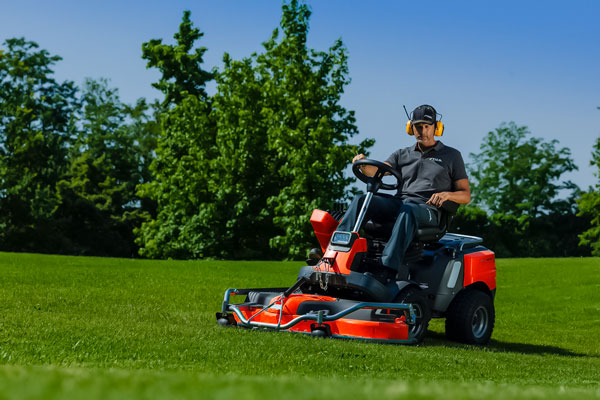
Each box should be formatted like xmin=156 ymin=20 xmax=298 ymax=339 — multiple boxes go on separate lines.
xmin=426 ymin=178 xmax=471 ymax=208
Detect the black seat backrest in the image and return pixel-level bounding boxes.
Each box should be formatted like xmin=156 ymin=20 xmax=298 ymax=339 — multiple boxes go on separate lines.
xmin=414 ymin=200 xmax=459 ymax=242
xmin=415 ymin=212 xmax=451 ymax=242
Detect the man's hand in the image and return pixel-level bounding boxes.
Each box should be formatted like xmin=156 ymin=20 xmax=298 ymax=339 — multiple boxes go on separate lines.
xmin=352 ymin=154 xmax=367 ymax=164
xmin=352 ymin=154 xmax=378 ymax=177
xmin=426 ymin=192 xmax=452 ymax=208
xmin=427 ymin=179 xmax=472 ymax=208
xmin=352 ymin=154 xmax=393 ymax=177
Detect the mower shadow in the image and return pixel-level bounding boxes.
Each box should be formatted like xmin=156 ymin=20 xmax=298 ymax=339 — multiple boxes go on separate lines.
xmin=424 ymin=331 xmax=596 ymax=358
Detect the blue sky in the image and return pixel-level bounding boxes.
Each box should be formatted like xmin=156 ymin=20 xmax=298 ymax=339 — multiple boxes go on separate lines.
xmin=2 ymin=0 xmax=599 ymax=190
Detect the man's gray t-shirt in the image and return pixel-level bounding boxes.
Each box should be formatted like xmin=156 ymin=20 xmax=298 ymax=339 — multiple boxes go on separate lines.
xmin=385 ymin=141 xmax=468 ymax=202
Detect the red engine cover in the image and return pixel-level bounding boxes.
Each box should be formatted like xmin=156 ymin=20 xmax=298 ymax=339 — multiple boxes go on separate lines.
xmin=310 ymin=210 xmax=339 ymax=252
xmin=463 ymin=250 xmax=496 ymax=290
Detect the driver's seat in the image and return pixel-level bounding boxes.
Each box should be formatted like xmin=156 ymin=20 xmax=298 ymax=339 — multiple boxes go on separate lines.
xmin=362 ymin=199 xmax=459 ymax=262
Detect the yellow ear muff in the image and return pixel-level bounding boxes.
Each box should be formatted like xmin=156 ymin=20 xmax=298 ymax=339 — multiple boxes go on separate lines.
xmin=407 ymin=121 xmax=444 ymax=136
xmin=434 ymin=121 xmax=444 ymax=136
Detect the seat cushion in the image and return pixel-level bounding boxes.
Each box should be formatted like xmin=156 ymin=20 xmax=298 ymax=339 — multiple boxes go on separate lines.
xmin=415 ymin=227 xmax=446 ymax=242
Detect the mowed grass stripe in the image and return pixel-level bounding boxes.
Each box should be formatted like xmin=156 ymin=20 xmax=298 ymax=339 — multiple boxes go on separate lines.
xmin=0 ymin=252 xmax=599 ymax=398
xmin=1 ymin=365 xmax=599 ymax=400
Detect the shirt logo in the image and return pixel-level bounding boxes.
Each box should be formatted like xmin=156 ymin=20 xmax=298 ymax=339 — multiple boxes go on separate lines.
xmin=427 ymin=157 xmax=442 ymax=163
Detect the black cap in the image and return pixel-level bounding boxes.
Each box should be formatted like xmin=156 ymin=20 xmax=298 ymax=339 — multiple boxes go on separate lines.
xmin=412 ymin=105 xmax=437 ymax=125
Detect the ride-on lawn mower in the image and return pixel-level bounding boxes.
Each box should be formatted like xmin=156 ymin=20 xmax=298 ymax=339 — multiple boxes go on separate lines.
xmin=216 ymin=160 xmax=496 ymax=344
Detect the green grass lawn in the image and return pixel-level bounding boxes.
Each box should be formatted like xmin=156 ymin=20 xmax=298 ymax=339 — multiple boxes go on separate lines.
xmin=0 ymin=252 xmax=599 ymax=399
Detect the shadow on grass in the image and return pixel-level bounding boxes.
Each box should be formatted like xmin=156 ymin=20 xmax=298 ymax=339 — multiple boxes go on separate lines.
xmin=424 ymin=331 xmax=596 ymax=358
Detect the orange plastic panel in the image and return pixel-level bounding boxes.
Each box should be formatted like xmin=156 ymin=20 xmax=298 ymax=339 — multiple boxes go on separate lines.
xmin=332 ymin=238 xmax=367 ymax=275
xmin=310 ymin=209 xmax=339 ymax=252
xmin=463 ymin=250 xmax=496 ymax=290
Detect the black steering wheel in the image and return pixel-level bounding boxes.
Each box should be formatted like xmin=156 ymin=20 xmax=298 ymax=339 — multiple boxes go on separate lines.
xmin=352 ymin=159 xmax=402 ymax=193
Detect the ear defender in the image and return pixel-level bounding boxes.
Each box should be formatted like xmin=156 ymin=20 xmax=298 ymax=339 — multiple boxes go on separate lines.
xmin=406 ymin=121 xmax=413 ymax=135
xmin=434 ymin=121 xmax=444 ymax=136
xmin=406 ymin=120 xmax=444 ymax=136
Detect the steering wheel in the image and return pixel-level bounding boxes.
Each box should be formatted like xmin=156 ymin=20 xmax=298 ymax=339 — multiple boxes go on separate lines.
xmin=352 ymin=159 xmax=402 ymax=193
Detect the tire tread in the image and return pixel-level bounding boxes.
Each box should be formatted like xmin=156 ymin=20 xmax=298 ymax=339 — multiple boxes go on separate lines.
xmin=445 ymin=288 xmax=495 ymax=344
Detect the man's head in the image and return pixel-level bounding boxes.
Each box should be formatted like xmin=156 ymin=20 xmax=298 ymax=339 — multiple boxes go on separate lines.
xmin=410 ymin=105 xmax=438 ymax=147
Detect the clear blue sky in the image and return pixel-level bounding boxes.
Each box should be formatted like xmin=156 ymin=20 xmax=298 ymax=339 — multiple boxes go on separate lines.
xmin=2 ymin=0 xmax=599 ymax=190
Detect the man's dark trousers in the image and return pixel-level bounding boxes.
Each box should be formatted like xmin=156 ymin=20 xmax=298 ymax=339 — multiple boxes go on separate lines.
xmin=337 ymin=194 xmax=440 ymax=278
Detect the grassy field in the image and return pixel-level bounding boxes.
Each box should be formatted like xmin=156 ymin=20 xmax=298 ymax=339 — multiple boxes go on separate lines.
xmin=0 ymin=252 xmax=599 ymax=399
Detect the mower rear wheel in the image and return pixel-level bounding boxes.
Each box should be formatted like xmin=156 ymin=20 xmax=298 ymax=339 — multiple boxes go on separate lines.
xmin=445 ymin=289 xmax=495 ymax=345
xmin=395 ymin=287 xmax=431 ymax=344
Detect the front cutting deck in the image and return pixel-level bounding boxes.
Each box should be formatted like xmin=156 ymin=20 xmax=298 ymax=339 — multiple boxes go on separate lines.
xmin=218 ymin=288 xmax=417 ymax=344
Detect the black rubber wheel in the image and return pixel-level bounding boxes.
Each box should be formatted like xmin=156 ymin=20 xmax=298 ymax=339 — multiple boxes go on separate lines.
xmin=445 ymin=289 xmax=495 ymax=345
xmin=311 ymin=327 xmax=329 ymax=338
xmin=216 ymin=313 xmax=237 ymax=327
xmin=396 ymin=287 xmax=431 ymax=344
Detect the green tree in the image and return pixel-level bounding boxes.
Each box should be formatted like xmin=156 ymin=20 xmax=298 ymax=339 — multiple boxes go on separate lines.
xmin=463 ymin=122 xmax=585 ymax=257
xmin=55 ymin=78 xmax=158 ymax=256
xmin=136 ymin=2 xmax=373 ymax=259
xmin=135 ymin=95 xmax=217 ymax=259
xmin=577 ymin=134 xmax=600 ymax=256
xmin=136 ymin=11 xmax=217 ymax=259
xmin=201 ymin=0 xmax=372 ymax=259
xmin=141 ymin=10 xmax=213 ymax=108
xmin=470 ymin=122 xmax=577 ymax=218
xmin=225 ymin=0 xmax=372 ymax=258
xmin=0 ymin=38 xmax=79 ymax=252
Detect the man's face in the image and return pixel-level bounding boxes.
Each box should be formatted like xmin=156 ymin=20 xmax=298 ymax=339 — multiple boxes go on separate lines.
xmin=412 ymin=123 xmax=436 ymax=147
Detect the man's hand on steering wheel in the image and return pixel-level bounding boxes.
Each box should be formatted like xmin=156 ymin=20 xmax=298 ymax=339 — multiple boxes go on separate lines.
xmin=427 ymin=192 xmax=452 ymax=208
xmin=352 ymin=154 xmax=391 ymax=177
xmin=352 ymin=154 xmax=366 ymax=164
xmin=352 ymin=158 xmax=402 ymax=193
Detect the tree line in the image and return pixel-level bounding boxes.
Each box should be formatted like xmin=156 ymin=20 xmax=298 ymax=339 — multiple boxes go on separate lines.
xmin=0 ymin=1 xmax=598 ymax=259
xmin=452 ymin=122 xmax=597 ymax=257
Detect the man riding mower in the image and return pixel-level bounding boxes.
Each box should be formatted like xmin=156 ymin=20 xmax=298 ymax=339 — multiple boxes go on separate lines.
xmin=216 ymin=105 xmax=496 ymax=344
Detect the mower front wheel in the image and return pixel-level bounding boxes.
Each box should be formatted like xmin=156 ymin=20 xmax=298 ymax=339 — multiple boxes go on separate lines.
xmin=216 ymin=313 xmax=236 ymax=327
xmin=445 ymin=288 xmax=495 ymax=345
xmin=310 ymin=324 xmax=331 ymax=338
xmin=396 ymin=287 xmax=431 ymax=344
